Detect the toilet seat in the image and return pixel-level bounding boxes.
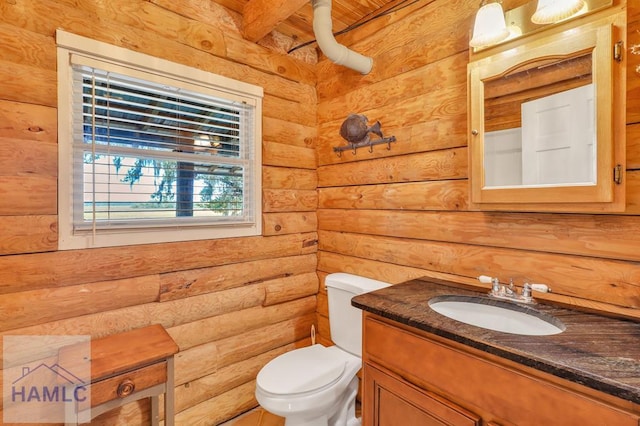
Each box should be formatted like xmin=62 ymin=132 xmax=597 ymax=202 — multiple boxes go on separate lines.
xmin=257 ymin=345 xmax=347 ymax=395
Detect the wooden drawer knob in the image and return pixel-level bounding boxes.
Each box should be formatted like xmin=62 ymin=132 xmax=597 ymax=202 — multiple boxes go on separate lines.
xmin=117 ymin=379 xmax=136 ymax=398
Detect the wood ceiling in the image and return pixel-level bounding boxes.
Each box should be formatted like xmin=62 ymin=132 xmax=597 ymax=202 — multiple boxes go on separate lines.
xmin=216 ymin=0 xmax=405 ymax=44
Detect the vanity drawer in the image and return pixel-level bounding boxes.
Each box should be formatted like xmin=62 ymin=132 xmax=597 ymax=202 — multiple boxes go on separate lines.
xmin=83 ymin=361 xmax=167 ymax=409
xmin=364 ymin=316 xmax=639 ymax=426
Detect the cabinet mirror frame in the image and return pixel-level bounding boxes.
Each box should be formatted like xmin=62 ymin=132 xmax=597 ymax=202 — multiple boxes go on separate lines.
xmin=468 ymin=18 xmax=625 ymax=212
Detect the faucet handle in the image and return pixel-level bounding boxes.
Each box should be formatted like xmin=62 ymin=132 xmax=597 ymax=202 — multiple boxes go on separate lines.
xmin=478 ymin=275 xmax=493 ymax=284
xmin=530 ymin=283 xmax=550 ymax=293
xmin=522 ymin=282 xmax=551 ymax=293
xmin=522 ymin=283 xmax=532 ymax=298
xmin=478 ymin=275 xmax=501 ymax=293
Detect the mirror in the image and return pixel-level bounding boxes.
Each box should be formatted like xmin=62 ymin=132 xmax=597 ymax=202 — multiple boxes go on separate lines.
xmin=468 ymin=18 xmax=625 ymax=211
xmin=483 ymin=50 xmax=595 ymax=188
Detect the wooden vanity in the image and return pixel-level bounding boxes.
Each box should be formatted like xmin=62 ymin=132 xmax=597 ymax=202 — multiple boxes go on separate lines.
xmin=353 ymin=278 xmax=640 ymax=425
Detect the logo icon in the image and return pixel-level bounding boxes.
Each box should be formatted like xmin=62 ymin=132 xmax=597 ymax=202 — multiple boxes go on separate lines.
xmin=3 ymin=335 xmax=91 ymax=423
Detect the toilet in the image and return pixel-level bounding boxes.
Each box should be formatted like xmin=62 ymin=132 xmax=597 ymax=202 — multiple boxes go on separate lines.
xmin=255 ymin=273 xmax=391 ymax=426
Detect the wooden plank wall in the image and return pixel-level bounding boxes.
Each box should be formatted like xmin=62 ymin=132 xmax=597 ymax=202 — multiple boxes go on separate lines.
xmin=0 ymin=0 xmax=317 ymax=424
xmin=316 ymin=0 xmax=640 ymax=346
xmin=1 ymin=0 xmax=639 ymax=424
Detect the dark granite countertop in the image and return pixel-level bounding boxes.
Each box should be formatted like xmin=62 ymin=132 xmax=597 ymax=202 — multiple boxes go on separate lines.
xmin=351 ymin=277 xmax=640 ymax=405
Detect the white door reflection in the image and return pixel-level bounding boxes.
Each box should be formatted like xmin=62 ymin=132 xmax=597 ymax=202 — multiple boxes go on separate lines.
xmin=484 ymin=83 xmax=595 ymax=188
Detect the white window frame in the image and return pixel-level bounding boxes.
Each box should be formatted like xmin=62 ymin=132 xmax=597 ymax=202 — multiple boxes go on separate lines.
xmin=57 ymin=30 xmax=263 ymax=250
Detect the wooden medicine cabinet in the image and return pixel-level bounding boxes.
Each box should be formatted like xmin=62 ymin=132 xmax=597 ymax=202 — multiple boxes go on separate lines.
xmin=468 ymin=17 xmax=626 ymax=212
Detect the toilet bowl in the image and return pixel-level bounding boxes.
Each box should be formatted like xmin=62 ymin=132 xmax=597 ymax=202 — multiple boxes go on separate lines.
xmin=255 ymin=345 xmax=361 ymax=426
xmin=255 ymin=273 xmax=391 ymax=426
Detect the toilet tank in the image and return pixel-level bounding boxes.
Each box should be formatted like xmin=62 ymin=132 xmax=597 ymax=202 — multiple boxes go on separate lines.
xmin=325 ymin=273 xmax=391 ymax=357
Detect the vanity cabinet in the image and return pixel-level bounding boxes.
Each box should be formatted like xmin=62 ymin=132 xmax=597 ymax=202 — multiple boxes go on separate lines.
xmin=362 ymin=313 xmax=640 ymax=426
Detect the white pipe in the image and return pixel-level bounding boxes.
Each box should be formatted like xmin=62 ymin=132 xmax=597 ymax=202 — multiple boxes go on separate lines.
xmin=312 ymin=0 xmax=373 ymax=75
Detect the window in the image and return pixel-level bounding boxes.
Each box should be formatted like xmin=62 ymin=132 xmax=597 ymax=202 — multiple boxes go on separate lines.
xmin=57 ymin=31 xmax=263 ymax=249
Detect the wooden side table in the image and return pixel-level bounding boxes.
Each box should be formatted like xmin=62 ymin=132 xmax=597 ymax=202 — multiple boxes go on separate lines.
xmin=59 ymin=324 xmax=179 ymax=426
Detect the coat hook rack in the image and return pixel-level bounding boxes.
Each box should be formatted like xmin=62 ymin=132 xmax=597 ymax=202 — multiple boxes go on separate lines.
xmin=333 ymin=114 xmax=396 ymax=158
xmin=333 ymin=135 xmax=397 ymax=157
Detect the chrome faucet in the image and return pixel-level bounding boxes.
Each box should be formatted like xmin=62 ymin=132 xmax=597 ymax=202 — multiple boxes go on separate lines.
xmin=491 ymin=277 xmax=501 ymax=294
xmin=478 ymin=275 xmax=550 ymax=304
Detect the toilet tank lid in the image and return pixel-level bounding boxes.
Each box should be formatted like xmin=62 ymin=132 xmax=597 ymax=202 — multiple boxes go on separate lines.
xmin=325 ymin=273 xmax=391 ymax=294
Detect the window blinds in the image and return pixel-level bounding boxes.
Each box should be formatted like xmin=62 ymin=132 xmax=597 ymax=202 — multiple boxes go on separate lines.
xmin=70 ymin=63 xmax=256 ymax=232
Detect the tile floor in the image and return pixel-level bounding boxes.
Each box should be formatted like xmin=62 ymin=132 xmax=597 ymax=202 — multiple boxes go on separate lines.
xmin=221 ymin=408 xmax=284 ymax=426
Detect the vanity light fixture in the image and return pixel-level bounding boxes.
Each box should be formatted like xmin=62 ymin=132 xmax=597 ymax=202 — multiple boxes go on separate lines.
xmin=531 ymin=0 xmax=585 ymax=24
xmin=469 ymin=1 xmax=510 ymax=48
xmin=470 ymin=0 xmax=589 ymax=48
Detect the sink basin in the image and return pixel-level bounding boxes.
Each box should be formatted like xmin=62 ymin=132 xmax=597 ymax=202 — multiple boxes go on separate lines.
xmin=428 ymin=295 xmax=565 ymax=336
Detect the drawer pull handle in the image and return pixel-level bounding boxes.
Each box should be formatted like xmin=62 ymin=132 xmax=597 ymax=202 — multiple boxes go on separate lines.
xmin=117 ymin=379 xmax=135 ymax=398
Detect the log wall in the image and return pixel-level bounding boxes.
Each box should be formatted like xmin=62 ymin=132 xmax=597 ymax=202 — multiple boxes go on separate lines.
xmin=1 ymin=0 xmax=639 ymax=424
xmin=316 ymin=0 xmax=640 ymax=346
xmin=0 ymin=0 xmax=317 ymax=424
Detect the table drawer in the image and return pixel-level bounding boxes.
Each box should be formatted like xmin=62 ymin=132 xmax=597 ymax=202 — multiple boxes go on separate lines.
xmin=84 ymin=361 xmax=167 ymax=409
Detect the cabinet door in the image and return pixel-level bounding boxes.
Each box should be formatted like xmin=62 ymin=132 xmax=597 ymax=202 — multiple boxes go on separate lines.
xmin=363 ymin=363 xmax=480 ymax=426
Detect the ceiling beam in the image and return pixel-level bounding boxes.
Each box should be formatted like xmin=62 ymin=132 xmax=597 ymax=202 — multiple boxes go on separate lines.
xmin=242 ymin=0 xmax=309 ymax=42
